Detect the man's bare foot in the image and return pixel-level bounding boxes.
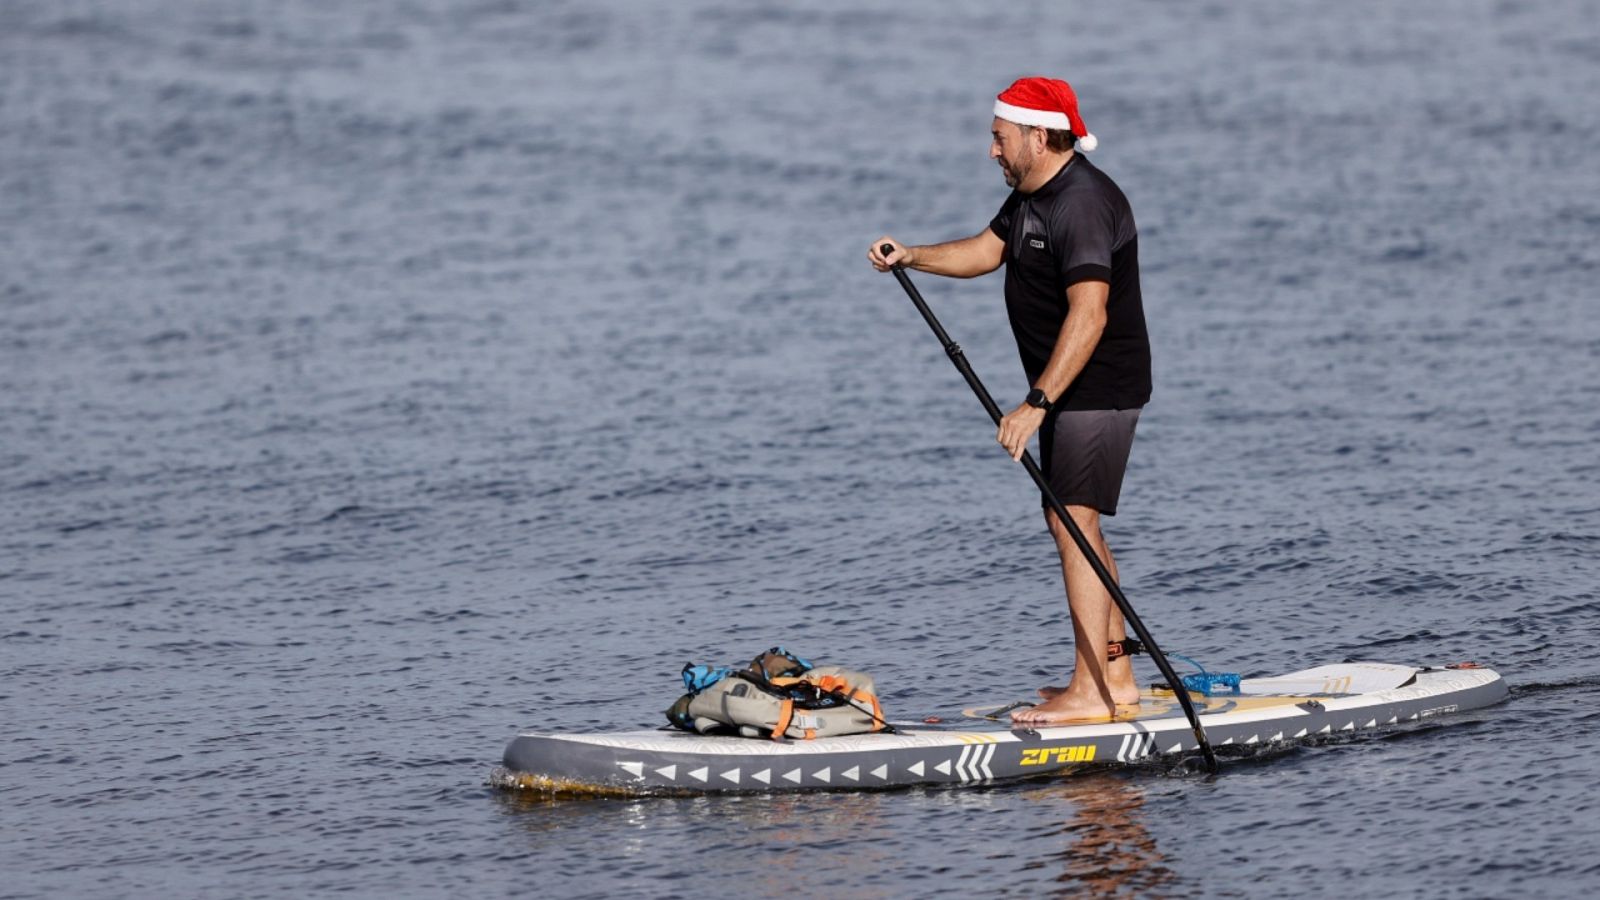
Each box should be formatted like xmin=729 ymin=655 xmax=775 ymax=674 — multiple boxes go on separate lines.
xmin=1038 ymin=683 xmax=1142 ymax=705
xmin=1011 ymin=691 xmax=1118 ymax=725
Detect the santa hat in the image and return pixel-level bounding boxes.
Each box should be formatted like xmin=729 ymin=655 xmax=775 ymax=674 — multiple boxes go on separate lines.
xmin=993 ymin=77 xmax=1098 ymax=152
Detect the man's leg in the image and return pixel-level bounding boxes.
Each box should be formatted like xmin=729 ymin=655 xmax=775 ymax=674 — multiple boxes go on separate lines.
xmin=1035 ymin=507 xmax=1140 ymax=705
xmin=1014 ymin=504 xmax=1139 ymax=723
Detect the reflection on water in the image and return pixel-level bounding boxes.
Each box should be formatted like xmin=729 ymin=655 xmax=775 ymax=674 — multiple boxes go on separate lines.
xmin=494 ymin=786 xmax=890 ymax=836
xmin=494 ymin=772 xmax=1182 ymax=897
xmin=494 ymin=787 xmax=907 ymax=897
xmin=1019 ymin=773 xmax=1181 ymax=898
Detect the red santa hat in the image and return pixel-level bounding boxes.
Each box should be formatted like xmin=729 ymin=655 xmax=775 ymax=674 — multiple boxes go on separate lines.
xmin=993 ymin=76 xmax=1098 ymax=152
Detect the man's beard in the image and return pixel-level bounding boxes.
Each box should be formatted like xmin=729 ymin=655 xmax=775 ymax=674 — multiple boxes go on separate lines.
xmin=1000 ymin=149 xmax=1031 ymax=188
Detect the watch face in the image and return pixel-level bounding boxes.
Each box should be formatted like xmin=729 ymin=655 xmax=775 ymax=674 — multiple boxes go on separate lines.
xmin=1027 ymin=389 xmax=1048 ymax=408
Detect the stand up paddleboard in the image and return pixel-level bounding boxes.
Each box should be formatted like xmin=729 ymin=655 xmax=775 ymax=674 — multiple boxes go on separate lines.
xmin=493 ymin=662 xmax=1505 ymax=796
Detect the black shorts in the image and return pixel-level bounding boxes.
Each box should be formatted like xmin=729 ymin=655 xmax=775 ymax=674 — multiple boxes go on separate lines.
xmin=1038 ymin=407 xmax=1142 ymax=515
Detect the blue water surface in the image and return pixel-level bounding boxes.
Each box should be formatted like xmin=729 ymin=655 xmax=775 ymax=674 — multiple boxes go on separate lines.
xmin=3 ymin=1 xmax=1598 ymax=897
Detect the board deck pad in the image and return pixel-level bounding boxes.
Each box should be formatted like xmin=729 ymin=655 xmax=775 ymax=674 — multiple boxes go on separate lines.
xmin=1239 ymin=662 xmax=1420 ymax=696
xmin=494 ymin=663 xmax=1506 ymax=796
xmin=961 ymin=662 xmax=1427 ymax=721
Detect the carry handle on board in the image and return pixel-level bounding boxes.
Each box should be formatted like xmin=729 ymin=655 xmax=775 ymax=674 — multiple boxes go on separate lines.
xmin=880 ymin=244 xmax=1219 ymax=774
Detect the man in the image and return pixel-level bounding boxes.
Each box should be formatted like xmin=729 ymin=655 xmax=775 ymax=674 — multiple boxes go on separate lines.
xmin=868 ymin=76 xmax=1152 ymax=724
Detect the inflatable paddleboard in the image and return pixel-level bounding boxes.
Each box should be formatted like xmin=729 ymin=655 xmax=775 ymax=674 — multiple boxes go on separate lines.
xmin=492 ymin=663 xmax=1504 ymax=796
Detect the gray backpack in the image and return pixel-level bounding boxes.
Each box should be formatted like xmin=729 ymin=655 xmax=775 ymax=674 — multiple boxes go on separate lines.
xmin=666 ymin=650 xmax=889 ymax=740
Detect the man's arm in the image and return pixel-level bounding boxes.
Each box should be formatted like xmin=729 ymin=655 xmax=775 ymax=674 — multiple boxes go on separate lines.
xmin=996 ymin=280 xmax=1110 ymax=461
xmin=868 ymin=230 xmax=1005 ymax=278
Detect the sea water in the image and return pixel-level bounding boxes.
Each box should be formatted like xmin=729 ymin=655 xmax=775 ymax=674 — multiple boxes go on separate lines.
xmin=4 ymin=1 xmax=1598 ymax=896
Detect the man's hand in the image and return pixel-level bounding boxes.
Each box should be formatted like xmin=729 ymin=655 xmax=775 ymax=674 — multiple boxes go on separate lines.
xmin=869 ymin=237 xmax=914 ymax=272
xmin=997 ymin=403 xmax=1048 ymax=461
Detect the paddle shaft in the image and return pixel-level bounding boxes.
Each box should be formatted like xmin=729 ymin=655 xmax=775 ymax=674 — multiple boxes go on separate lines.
xmin=882 ymin=246 xmax=1218 ymax=773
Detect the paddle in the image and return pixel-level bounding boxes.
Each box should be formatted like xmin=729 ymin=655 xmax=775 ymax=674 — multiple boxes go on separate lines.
xmin=881 ymin=244 xmax=1219 ymax=774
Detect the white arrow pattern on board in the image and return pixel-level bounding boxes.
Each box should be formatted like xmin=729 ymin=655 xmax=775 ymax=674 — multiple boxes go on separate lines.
xmin=974 ymin=744 xmax=995 ymax=781
xmin=951 ymin=744 xmax=995 ymax=782
xmin=955 ymin=745 xmax=972 ymax=782
xmin=1116 ymin=733 xmax=1156 ymax=762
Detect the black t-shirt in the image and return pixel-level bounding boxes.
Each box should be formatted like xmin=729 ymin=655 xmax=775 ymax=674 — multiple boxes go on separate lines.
xmin=988 ymin=155 xmax=1151 ymax=410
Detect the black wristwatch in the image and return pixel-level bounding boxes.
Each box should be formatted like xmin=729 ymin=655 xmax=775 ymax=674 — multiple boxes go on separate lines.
xmin=1025 ymin=388 xmax=1052 ymax=411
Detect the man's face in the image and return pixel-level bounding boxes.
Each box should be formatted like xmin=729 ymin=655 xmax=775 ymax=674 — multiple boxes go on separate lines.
xmin=990 ymin=117 xmax=1034 ymax=188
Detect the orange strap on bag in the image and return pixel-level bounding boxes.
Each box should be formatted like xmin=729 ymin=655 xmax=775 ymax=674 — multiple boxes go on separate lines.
xmin=809 ymin=674 xmax=885 ymax=732
xmin=771 ymin=698 xmax=794 ymax=741
xmin=812 ymin=674 xmax=850 ymax=694
xmin=866 ymin=693 xmax=885 ymax=732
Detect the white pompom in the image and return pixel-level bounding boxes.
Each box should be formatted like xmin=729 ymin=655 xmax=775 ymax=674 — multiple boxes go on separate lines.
xmin=1077 ymin=132 xmax=1098 ymax=152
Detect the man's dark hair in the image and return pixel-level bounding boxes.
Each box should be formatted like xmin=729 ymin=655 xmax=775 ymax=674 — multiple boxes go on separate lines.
xmin=1021 ymin=124 xmax=1078 ymax=152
